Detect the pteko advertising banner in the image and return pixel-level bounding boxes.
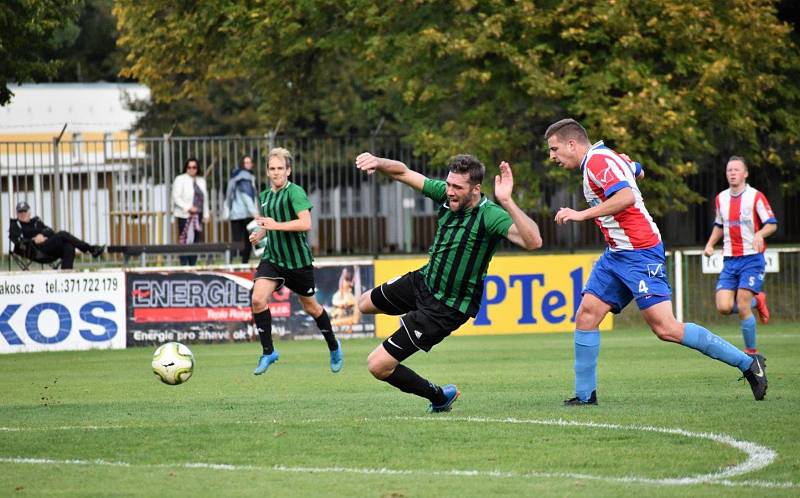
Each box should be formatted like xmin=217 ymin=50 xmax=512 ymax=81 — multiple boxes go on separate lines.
xmin=126 ymin=263 xmax=374 ymax=346
xmin=0 ymin=270 xmax=126 ymax=354
xmin=374 ymin=254 xmax=612 ymax=337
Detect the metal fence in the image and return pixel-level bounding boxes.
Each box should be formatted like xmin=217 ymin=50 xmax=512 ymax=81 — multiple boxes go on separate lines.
xmin=1 ymin=135 xmax=798 ymax=265
xmin=677 ymin=248 xmax=800 ymax=324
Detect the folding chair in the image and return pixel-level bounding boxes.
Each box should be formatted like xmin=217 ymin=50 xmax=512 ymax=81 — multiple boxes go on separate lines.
xmin=10 ymin=239 xmax=61 ymax=271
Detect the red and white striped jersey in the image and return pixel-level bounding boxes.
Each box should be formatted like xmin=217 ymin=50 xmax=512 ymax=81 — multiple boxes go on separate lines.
xmin=714 ymin=185 xmax=776 ymax=256
xmin=581 ymin=141 xmax=661 ymax=251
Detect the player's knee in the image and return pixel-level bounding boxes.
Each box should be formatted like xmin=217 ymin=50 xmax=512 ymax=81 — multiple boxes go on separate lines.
xmin=717 ymin=303 xmax=733 ymax=316
xmin=736 ymin=299 xmax=752 ymax=316
xmin=251 ymin=293 xmax=270 ymax=312
xmin=366 ymin=352 xmax=391 ymax=380
xmin=302 ymin=300 xmax=321 ymax=316
xmin=358 ymin=291 xmax=375 ymax=314
xmin=575 ymin=309 xmax=603 ymax=330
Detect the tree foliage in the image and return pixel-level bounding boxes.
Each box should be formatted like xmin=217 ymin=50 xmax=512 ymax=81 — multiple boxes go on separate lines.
xmin=115 ymin=1 xmax=384 ymax=136
xmin=115 ymin=0 xmax=800 ymax=212
xmin=0 ymin=0 xmax=83 ymax=105
xmin=48 ymin=0 xmax=125 ymax=82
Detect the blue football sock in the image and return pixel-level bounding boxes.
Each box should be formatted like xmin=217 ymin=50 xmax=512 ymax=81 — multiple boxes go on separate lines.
xmin=681 ymin=323 xmax=753 ymax=371
xmin=741 ymin=315 xmax=757 ymax=350
xmin=574 ymin=329 xmax=600 ymax=401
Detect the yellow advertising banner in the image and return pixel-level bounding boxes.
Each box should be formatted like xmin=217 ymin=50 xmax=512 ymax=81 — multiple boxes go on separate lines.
xmin=373 ymin=254 xmax=613 ymax=337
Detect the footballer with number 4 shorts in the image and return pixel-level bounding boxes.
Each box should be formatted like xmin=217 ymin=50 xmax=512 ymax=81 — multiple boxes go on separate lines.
xmin=704 ymin=156 xmax=776 ymax=355
xmin=546 ymin=118 xmax=768 ymax=404
xmin=248 ymin=148 xmax=343 ymax=375
xmin=355 ymin=152 xmax=542 ymax=412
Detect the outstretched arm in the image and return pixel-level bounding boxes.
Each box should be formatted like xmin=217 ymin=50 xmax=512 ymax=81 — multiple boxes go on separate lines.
xmin=356 ymin=152 xmax=427 ymax=192
xmin=494 ymin=161 xmax=542 ymax=250
xmin=554 ymin=187 xmax=635 ymax=224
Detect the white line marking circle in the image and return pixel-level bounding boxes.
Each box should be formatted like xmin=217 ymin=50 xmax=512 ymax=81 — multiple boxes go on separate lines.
xmin=0 ymin=416 xmax=795 ymax=489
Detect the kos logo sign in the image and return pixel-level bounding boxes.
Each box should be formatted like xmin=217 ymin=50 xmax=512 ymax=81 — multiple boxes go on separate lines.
xmin=0 ymin=301 xmax=119 ymax=345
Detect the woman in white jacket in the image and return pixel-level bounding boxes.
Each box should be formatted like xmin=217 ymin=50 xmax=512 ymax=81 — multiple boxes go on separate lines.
xmin=172 ymin=157 xmax=210 ymax=265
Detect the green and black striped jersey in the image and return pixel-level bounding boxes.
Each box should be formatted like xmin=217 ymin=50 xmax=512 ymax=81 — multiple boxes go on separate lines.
xmin=258 ymin=182 xmax=314 ymax=269
xmin=420 ymin=178 xmax=513 ymax=316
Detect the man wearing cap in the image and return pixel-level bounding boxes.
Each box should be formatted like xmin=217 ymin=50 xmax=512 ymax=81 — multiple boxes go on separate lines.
xmin=9 ymin=201 xmax=105 ymax=270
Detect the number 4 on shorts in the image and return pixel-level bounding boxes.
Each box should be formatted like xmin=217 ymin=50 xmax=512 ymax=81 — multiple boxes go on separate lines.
xmin=639 ymin=280 xmax=649 ymax=293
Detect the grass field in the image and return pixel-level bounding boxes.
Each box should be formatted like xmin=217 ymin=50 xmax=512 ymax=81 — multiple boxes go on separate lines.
xmin=1 ymin=322 xmax=798 ymax=497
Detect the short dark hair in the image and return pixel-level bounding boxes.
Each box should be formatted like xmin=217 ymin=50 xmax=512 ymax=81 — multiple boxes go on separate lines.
xmin=183 ymin=157 xmax=201 ymax=173
xmin=544 ymin=118 xmax=590 ymax=143
xmin=447 ymin=154 xmax=485 ymax=185
xmin=727 ymin=155 xmax=748 ymax=171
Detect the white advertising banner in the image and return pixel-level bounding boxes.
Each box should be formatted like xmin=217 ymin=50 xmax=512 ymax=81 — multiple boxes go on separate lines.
xmin=701 ymin=250 xmax=780 ymax=274
xmin=0 ymin=271 xmax=126 ymax=354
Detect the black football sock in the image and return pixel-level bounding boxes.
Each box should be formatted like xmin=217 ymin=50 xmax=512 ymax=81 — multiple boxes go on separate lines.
xmin=313 ymin=309 xmax=338 ymax=352
xmin=254 ymin=309 xmax=274 ymax=354
xmin=383 ymin=364 xmax=446 ymax=405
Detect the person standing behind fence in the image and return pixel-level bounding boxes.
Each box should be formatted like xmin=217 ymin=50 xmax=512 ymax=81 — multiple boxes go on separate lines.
xmin=172 ymin=158 xmax=210 ymax=266
xmin=225 ymin=155 xmax=259 ymax=264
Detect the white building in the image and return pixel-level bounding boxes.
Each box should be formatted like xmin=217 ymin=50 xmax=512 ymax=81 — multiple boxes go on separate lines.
xmin=0 ymin=83 xmax=152 ymax=252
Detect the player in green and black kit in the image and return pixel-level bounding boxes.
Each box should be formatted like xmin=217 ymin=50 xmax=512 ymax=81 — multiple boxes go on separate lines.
xmin=354 ymin=152 xmax=543 ymax=411
xmin=249 ymin=147 xmax=343 ymax=375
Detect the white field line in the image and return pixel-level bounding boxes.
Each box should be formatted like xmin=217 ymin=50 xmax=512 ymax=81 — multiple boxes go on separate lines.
xmin=0 ymin=457 xmax=796 ymax=489
xmin=1 ymin=416 xmax=796 ymax=489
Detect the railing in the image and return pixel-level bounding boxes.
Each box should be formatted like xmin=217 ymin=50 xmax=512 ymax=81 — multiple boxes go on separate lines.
xmin=674 ymin=248 xmax=800 ymax=323
xmin=1 ymin=135 xmax=798 ymax=264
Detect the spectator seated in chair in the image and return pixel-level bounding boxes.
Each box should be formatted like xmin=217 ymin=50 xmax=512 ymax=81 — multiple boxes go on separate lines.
xmin=9 ymin=201 xmax=105 ymax=270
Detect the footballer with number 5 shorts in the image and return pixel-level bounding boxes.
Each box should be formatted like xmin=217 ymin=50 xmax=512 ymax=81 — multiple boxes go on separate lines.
xmin=704 ymin=156 xmax=776 ymax=354
xmin=546 ymin=119 xmax=767 ymax=404
xmin=248 ymin=148 xmax=343 ymax=375
xmin=355 ymin=152 xmax=542 ymax=412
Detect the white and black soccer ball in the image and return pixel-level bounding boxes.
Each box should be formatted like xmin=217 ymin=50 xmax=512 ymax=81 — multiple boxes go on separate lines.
xmin=152 ymin=342 xmax=194 ymax=385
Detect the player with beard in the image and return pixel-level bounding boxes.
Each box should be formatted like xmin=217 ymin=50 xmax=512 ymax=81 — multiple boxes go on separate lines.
xmin=354 ymin=152 xmax=543 ymax=412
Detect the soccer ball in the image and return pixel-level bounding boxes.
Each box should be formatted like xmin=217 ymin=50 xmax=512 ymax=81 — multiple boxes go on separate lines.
xmin=152 ymin=342 xmax=194 ymax=385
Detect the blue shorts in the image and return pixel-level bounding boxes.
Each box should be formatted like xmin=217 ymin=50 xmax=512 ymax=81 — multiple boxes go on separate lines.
xmin=716 ymin=253 xmax=765 ymax=294
xmin=583 ymin=243 xmax=672 ymax=314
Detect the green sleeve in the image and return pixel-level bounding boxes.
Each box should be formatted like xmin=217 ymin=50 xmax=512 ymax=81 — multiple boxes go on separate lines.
xmin=289 ymin=184 xmax=313 ymax=213
xmin=484 ymin=203 xmax=513 ymax=238
xmin=422 ymin=178 xmax=448 ymax=204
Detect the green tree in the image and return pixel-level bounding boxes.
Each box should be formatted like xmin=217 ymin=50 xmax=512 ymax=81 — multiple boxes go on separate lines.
xmin=114 ymin=0 xmax=386 ymax=136
xmin=49 ymin=0 xmax=125 ymax=82
xmin=115 ymin=0 xmax=800 ymax=212
xmin=357 ymin=0 xmax=800 ymax=211
xmin=0 ymin=0 xmax=83 ymax=105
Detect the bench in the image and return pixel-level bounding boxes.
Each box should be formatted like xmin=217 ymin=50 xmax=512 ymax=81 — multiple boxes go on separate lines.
xmin=107 ymin=243 xmax=239 ymax=266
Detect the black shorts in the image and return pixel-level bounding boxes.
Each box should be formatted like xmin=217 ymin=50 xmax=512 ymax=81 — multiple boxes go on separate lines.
xmin=254 ymin=260 xmax=316 ymax=297
xmin=371 ymin=270 xmax=468 ymax=361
